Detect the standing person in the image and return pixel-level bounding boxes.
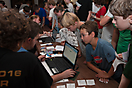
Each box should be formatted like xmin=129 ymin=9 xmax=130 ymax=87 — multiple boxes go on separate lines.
xmin=77 ymin=0 xmax=92 ymax=21
xmin=48 ymin=0 xmax=57 ymax=32
xmin=109 ymin=0 xmax=132 ymax=87
xmin=87 ymin=0 xmax=106 ymax=38
xmin=64 ymin=0 xmax=74 ymax=13
xmin=100 ymin=8 xmax=114 ymax=43
xmin=19 ymin=6 xmax=31 ymax=18
xmin=80 ymin=20 xmax=122 ymax=83
xmin=0 ymin=0 xmax=8 ymax=12
xmin=33 ymin=4 xmax=49 ymax=27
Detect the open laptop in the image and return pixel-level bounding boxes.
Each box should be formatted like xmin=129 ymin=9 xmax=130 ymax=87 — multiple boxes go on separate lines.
xmin=45 ymin=41 xmax=79 ymax=74
xmin=41 ymin=28 xmax=58 ymax=43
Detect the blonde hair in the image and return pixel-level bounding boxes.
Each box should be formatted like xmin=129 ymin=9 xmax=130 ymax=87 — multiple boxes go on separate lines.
xmin=109 ymin=0 xmax=132 ymax=19
xmin=29 ymin=15 xmax=39 ymax=20
xmin=61 ymin=12 xmax=80 ymax=27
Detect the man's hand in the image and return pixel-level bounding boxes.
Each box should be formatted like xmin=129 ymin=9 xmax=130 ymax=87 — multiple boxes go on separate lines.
xmin=96 ymin=70 xmax=109 ymax=78
xmin=61 ymin=69 xmax=76 ymax=78
xmin=38 ymin=55 xmax=45 ymax=62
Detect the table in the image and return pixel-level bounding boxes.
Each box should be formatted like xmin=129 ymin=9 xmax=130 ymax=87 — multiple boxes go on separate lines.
xmin=40 ymin=41 xmax=119 ymax=88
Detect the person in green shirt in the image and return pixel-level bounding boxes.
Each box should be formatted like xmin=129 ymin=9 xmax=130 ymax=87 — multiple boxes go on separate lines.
xmin=109 ymin=0 xmax=132 ymax=88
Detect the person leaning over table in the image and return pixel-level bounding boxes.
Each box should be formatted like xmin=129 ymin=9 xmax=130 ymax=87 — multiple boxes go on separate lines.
xmin=80 ymin=20 xmax=123 ymax=84
xmin=0 ymin=9 xmax=75 ymax=88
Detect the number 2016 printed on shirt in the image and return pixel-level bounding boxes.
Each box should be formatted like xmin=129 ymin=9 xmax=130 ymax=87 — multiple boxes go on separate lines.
xmin=0 ymin=70 xmax=21 ymax=87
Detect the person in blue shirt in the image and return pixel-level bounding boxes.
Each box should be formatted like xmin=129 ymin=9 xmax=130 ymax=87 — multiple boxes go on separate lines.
xmin=33 ymin=4 xmax=49 ymax=27
xmin=80 ymin=20 xmax=123 ymax=83
xmin=18 ymin=20 xmax=76 ymax=82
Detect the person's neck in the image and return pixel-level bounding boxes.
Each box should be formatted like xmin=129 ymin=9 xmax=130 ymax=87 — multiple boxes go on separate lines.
xmin=22 ymin=45 xmax=28 ymax=50
xmin=90 ymin=37 xmax=98 ymax=50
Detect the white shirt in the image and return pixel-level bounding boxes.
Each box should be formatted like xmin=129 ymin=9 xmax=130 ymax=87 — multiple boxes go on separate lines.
xmin=49 ymin=8 xmax=55 ymax=29
xmin=101 ymin=9 xmax=114 ymax=43
xmin=67 ymin=3 xmax=74 ymax=13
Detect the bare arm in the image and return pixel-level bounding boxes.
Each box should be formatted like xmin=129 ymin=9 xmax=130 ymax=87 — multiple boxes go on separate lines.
xmin=118 ymin=74 xmax=130 ymax=88
xmin=51 ymin=69 xmax=76 ymax=83
xmin=87 ymin=61 xmax=102 ymax=73
xmin=111 ymin=28 xmax=119 ymax=49
xmin=100 ymin=16 xmax=111 ymax=26
xmin=86 ymin=11 xmax=92 ymax=21
xmin=49 ymin=17 xmax=52 ymax=21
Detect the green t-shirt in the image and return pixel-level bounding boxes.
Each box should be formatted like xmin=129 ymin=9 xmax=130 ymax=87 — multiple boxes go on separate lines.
xmin=117 ymin=30 xmax=131 ymax=54
xmin=123 ymin=57 xmax=132 ymax=88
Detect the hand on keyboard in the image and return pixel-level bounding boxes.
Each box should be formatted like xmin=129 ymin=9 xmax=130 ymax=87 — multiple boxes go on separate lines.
xmin=61 ymin=69 xmax=76 ymax=79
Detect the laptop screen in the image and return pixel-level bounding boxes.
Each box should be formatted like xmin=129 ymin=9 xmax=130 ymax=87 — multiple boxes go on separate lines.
xmin=63 ymin=42 xmax=78 ymax=65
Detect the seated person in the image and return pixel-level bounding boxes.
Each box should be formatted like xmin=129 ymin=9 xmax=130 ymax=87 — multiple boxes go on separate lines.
xmin=60 ymin=12 xmax=86 ymax=57
xmin=80 ymin=20 xmax=123 ymax=83
xmin=0 ymin=9 xmax=53 ymax=88
xmin=19 ymin=6 xmax=31 ymax=18
xmin=17 ymin=20 xmax=76 ymax=82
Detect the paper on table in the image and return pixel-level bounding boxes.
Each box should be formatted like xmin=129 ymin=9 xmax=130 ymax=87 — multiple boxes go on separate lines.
xmin=56 ymin=79 xmax=69 ymax=83
xmin=40 ymin=43 xmax=53 ymax=46
xmin=40 ymin=52 xmax=46 ymax=55
xmin=67 ymin=83 xmax=75 ymax=88
xmin=41 ymin=61 xmax=54 ymax=76
xmin=39 ymin=40 xmax=42 ymax=43
xmin=51 ymin=54 xmax=62 ymax=57
xmin=77 ymin=80 xmax=86 ymax=86
xmin=56 ymin=37 xmax=61 ymax=43
xmin=40 ymin=34 xmax=48 ymax=38
xmin=55 ymin=45 xmax=64 ymax=51
xmin=86 ymin=79 xmax=95 ymax=85
xmin=57 ymin=85 xmax=65 ymax=88
xmin=56 ymin=34 xmax=60 ymax=38
xmin=76 ymin=87 xmax=85 ymax=88
xmin=46 ymin=46 xmax=54 ymax=50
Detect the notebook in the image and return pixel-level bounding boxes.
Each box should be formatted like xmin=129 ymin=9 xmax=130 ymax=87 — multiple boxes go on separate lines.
xmin=45 ymin=41 xmax=79 ymax=74
xmin=41 ymin=28 xmax=58 ymax=43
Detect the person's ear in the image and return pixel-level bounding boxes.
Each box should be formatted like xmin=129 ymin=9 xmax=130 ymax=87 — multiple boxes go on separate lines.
xmin=90 ymin=32 xmax=95 ymax=37
xmin=27 ymin=38 xmax=32 ymax=43
xmin=129 ymin=15 xmax=132 ymax=24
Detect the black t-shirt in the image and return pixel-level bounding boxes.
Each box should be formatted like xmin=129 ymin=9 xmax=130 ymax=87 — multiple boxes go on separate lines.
xmin=0 ymin=47 xmax=53 ymax=88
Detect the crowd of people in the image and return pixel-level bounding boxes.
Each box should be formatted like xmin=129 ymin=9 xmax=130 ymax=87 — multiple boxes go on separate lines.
xmin=0 ymin=0 xmax=132 ymax=88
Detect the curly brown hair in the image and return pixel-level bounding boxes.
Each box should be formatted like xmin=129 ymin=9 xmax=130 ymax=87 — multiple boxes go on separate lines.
xmin=0 ymin=9 xmax=30 ymax=50
xmin=109 ymin=0 xmax=132 ymax=19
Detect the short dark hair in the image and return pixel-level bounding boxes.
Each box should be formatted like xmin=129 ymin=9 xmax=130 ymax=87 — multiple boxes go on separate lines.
xmin=0 ymin=0 xmax=5 ymax=6
xmin=0 ymin=9 xmax=30 ymax=50
xmin=54 ymin=6 xmax=63 ymax=13
xmin=48 ymin=0 xmax=56 ymax=6
xmin=28 ymin=20 xmax=41 ymax=39
xmin=80 ymin=21 xmax=98 ymax=37
xmin=93 ymin=0 xmax=106 ymax=5
xmin=23 ymin=6 xmax=30 ymax=12
xmin=33 ymin=4 xmax=39 ymax=11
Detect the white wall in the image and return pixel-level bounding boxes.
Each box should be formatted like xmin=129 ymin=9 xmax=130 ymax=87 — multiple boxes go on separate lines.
xmin=34 ymin=0 xmax=38 ymax=4
xmin=3 ymin=0 xmax=11 ymax=8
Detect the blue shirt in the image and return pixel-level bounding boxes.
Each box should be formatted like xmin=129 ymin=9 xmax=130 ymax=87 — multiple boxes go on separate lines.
xmin=35 ymin=8 xmax=49 ymax=25
xmin=18 ymin=47 xmax=28 ymax=52
xmin=86 ymin=38 xmax=122 ymax=80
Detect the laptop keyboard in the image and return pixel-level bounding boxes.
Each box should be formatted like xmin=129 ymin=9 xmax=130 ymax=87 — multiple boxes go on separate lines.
xmin=46 ymin=57 xmax=72 ymax=74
